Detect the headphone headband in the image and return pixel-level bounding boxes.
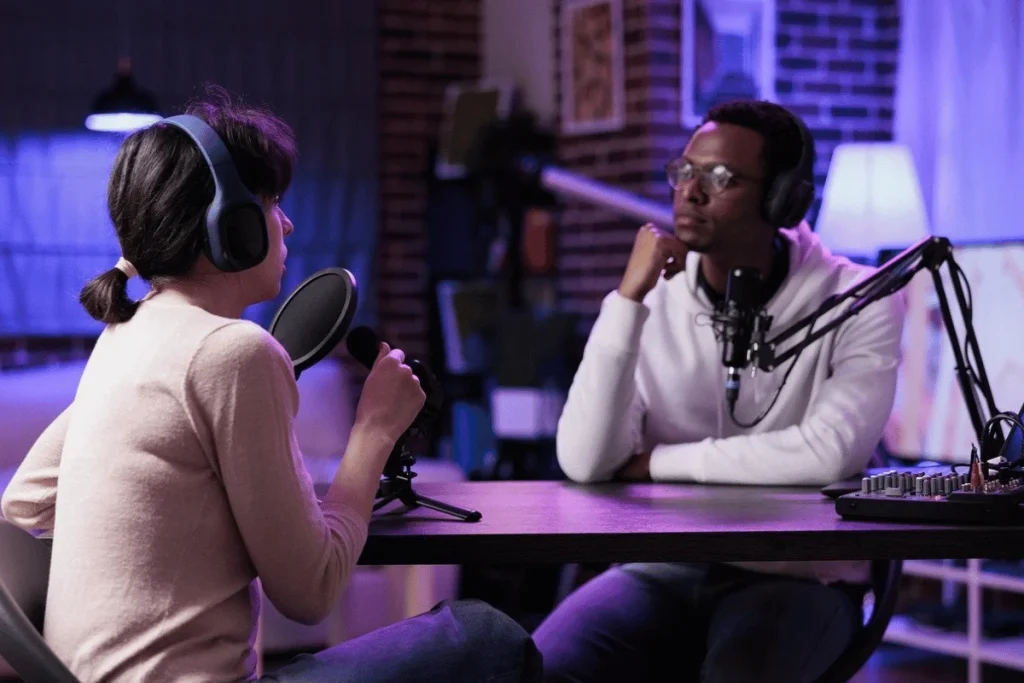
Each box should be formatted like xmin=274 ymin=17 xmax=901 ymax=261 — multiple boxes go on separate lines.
xmin=160 ymin=114 xmax=268 ymax=272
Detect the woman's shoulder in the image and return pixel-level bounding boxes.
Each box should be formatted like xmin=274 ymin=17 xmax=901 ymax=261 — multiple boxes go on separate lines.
xmin=191 ymin=320 xmax=293 ymax=380
xmin=200 ymin=319 xmax=290 ymax=359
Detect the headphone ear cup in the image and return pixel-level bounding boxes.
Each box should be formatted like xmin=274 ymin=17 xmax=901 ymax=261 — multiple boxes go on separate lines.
xmin=764 ymin=114 xmax=816 ymax=229
xmin=786 ymin=179 xmax=815 ymax=227
xmin=205 ymin=203 xmax=268 ymax=272
xmin=763 ymin=173 xmax=792 ymax=227
xmin=220 ymin=205 xmax=268 ymax=270
xmin=765 ymin=174 xmax=814 ymax=229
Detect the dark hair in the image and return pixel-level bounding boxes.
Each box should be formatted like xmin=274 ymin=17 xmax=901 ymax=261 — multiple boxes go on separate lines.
xmin=703 ymin=99 xmax=815 ymax=188
xmin=79 ymin=84 xmax=297 ymax=324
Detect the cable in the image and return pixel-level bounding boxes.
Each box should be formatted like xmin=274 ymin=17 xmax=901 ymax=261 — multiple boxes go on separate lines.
xmin=723 ymin=256 xmax=927 ymax=430
xmin=983 ymin=411 xmax=1024 ymax=453
xmin=727 ymin=313 xmax=818 ymax=429
xmin=950 ymin=259 xmax=983 ymax=397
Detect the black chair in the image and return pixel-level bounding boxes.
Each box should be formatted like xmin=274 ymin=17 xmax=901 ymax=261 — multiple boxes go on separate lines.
xmin=812 ymin=559 xmax=903 ymax=683
xmin=0 ymin=519 xmax=81 ymax=683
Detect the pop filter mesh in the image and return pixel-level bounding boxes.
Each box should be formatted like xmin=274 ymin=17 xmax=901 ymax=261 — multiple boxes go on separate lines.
xmin=269 ymin=268 xmax=357 ymax=375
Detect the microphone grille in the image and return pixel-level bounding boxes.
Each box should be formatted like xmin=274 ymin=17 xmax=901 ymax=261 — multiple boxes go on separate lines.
xmin=345 ymin=326 xmax=380 ymax=369
xmin=725 ymin=267 xmax=761 ymax=311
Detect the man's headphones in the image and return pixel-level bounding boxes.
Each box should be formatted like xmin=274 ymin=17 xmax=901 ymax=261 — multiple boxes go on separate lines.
xmin=160 ymin=114 xmax=268 ymax=272
xmin=762 ymin=113 xmax=816 ymax=229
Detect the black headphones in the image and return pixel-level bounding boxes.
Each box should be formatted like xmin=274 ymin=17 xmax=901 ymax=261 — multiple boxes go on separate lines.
xmin=161 ymin=114 xmax=268 ymax=272
xmin=762 ymin=113 xmax=816 ymax=229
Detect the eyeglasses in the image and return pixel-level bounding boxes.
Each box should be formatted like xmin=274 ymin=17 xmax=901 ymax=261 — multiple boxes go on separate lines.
xmin=665 ymin=159 xmax=754 ymax=195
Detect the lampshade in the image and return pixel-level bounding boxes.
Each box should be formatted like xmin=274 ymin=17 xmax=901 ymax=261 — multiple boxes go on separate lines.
xmin=815 ymin=142 xmax=930 ymax=260
xmin=85 ymin=58 xmax=161 ymax=133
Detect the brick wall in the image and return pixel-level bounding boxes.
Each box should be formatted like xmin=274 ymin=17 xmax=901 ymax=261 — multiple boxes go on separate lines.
xmin=554 ymin=0 xmax=669 ymax=314
xmin=555 ymin=0 xmax=901 ymax=322
xmin=377 ymin=0 xmax=482 ymax=361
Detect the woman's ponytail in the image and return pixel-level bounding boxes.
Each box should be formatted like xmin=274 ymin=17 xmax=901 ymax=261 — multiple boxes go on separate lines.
xmin=79 ymin=261 xmax=140 ymax=324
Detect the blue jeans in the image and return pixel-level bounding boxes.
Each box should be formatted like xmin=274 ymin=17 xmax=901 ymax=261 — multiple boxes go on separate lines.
xmin=533 ymin=563 xmax=864 ymax=683
xmin=260 ymin=599 xmax=542 ymax=683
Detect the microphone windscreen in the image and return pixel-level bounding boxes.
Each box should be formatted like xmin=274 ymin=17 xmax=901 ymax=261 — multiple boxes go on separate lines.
xmin=345 ymin=326 xmax=381 ymax=369
xmin=721 ymin=267 xmax=761 ymax=371
xmin=268 ymin=268 xmax=358 ymax=378
xmin=725 ymin=267 xmax=760 ymax=312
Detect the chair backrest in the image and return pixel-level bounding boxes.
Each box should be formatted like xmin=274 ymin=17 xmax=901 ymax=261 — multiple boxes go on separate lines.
xmin=0 ymin=519 xmax=81 ymax=683
xmin=812 ymin=559 xmax=904 ymax=683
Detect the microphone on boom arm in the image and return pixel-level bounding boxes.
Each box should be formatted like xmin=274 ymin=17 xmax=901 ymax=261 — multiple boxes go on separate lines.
xmin=719 ymin=267 xmax=762 ymax=414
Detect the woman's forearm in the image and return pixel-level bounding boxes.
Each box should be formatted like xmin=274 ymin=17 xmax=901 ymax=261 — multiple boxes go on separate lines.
xmin=322 ymin=422 xmax=396 ymax=522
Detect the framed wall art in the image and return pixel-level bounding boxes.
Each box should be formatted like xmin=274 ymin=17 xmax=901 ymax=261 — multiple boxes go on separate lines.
xmin=560 ymin=0 xmax=625 ymax=135
xmin=681 ymin=0 xmax=777 ymax=128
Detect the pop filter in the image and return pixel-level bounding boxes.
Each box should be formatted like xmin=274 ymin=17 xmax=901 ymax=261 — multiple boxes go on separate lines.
xmin=268 ymin=267 xmax=358 ymax=378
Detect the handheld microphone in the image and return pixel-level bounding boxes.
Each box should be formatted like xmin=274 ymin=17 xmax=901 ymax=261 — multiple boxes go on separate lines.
xmin=345 ymin=326 xmax=444 ymax=477
xmin=345 ymin=326 xmax=443 ymax=419
xmin=721 ymin=267 xmax=761 ymax=412
xmin=344 ymin=331 xmax=481 ymax=522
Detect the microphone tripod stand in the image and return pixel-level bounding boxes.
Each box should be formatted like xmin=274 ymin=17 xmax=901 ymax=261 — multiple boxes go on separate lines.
xmin=373 ymin=426 xmax=483 ymax=522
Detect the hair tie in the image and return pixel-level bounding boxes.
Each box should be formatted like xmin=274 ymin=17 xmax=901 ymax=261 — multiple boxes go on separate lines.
xmin=114 ymin=257 xmax=138 ymax=279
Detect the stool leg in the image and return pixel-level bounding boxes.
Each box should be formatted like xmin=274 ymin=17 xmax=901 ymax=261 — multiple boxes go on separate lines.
xmin=254 ymin=596 xmax=264 ymax=677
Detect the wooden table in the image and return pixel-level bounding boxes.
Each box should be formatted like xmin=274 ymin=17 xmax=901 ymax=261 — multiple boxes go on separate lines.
xmin=359 ymin=480 xmax=1024 ymax=565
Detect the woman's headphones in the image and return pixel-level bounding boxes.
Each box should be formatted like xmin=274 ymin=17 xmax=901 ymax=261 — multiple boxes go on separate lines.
xmin=762 ymin=114 xmax=816 ymax=229
xmin=160 ymin=114 xmax=268 ymax=272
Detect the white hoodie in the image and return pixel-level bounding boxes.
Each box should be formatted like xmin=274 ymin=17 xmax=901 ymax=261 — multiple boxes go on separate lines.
xmin=556 ymin=222 xmax=906 ymax=584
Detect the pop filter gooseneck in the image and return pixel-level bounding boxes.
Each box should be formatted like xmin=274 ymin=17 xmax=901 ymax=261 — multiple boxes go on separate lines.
xmin=268 ymin=268 xmax=358 ymax=378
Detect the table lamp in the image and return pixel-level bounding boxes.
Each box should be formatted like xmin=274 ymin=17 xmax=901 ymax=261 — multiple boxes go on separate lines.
xmin=814 ymin=142 xmax=930 ymax=263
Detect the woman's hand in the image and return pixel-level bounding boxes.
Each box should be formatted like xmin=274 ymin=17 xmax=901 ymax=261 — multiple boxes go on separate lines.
xmin=353 ymin=342 xmax=427 ymax=443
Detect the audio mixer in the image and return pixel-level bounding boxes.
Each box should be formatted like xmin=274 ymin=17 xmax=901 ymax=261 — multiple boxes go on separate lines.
xmin=835 ymin=466 xmax=1024 ymax=525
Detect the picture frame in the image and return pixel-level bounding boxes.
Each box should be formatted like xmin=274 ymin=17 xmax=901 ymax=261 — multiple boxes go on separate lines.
xmin=560 ymin=0 xmax=625 ymax=136
xmin=681 ymin=0 xmax=777 ymax=129
xmin=434 ymin=79 xmax=516 ymax=180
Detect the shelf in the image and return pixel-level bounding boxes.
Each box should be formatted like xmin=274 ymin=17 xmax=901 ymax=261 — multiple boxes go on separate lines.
xmin=901 ymin=560 xmax=1024 ymax=595
xmin=884 ymin=617 xmax=1024 ymax=672
xmin=979 ymin=636 xmax=1024 ymax=670
xmin=883 ymin=555 xmax=1024 ymax=680
xmin=979 ymin=572 xmax=1024 ymax=595
xmin=903 ymin=560 xmax=968 ymax=582
xmin=884 ymin=615 xmax=970 ymax=658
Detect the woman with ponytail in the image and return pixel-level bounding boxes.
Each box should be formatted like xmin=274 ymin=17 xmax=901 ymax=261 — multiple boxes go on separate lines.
xmin=1 ymin=86 xmax=541 ymax=683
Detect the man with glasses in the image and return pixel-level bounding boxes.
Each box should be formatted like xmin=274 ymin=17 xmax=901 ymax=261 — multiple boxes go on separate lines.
xmin=533 ymin=100 xmax=905 ymax=682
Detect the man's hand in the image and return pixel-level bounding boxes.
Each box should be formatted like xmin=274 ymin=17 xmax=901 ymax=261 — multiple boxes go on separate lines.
xmin=618 ymin=224 xmax=690 ymax=302
xmin=615 ymin=452 xmax=652 ymax=481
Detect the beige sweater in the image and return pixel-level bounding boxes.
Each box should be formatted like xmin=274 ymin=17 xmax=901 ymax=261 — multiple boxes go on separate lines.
xmin=1 ymin=297 xmax=368 ymax=683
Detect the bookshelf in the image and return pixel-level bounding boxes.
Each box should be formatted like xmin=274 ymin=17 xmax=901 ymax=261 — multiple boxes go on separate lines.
xmin=882 ymin=559 xmax=1024 ymax=683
